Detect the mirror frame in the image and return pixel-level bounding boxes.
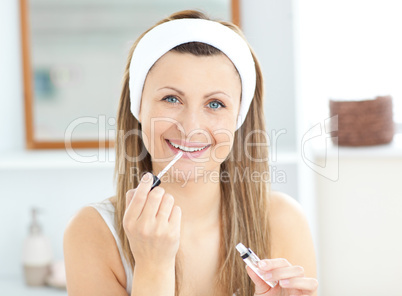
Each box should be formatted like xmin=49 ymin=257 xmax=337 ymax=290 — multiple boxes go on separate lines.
xmin=20 ymin=0 xmax=241 ymax=149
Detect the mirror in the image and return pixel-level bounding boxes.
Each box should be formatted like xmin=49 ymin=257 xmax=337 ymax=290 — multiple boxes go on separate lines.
xmin=20 ymin=0 xmax=240 ymax=149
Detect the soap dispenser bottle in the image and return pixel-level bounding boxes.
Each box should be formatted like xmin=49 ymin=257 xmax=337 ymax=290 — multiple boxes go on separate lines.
xmin=22 ymin=208 xmax=53 ymax=286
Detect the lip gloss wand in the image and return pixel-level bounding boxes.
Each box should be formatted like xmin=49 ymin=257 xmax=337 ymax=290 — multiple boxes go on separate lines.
xmin=150 ymin=151 xmax=183 ymax=191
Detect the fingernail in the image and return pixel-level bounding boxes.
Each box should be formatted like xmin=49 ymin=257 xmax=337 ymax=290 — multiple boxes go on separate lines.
xmin=142 ymin=172 xmax=152 ymax=182
xmin=263 ymin=273 xmax=272 ymax=280
xmin=258 ymin=261 xmax=267 ymax=268
xmin=280 ymin=279 xmax=289 ymax=286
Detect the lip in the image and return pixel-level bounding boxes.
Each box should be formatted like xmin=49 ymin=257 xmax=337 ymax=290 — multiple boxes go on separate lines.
xmin=165 ymin=139 xmax=211 ymax=159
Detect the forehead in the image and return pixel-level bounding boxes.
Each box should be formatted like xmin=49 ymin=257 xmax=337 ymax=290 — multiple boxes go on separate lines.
xmin=147 ymin=51 xmax=241 ymax=85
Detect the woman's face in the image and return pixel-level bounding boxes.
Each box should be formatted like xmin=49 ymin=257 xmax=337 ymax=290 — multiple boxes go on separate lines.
xmin=139 ymin=50 xmax=241 ymax=182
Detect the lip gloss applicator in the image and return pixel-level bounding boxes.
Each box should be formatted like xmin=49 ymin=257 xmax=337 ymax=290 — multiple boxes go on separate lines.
xmin=150 ymin=151 xmax=183 ymax=191
xmin=236 ymin=243 xmax=278 ymax=288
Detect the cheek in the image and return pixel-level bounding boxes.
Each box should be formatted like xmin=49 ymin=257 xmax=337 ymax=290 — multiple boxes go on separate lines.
xmin=210 ymin=112 xmax=238 ymax=133
xmin=211 ymin=125 xmax=236 ymax=162
xmin=141 ymin=119 xmax=173 ymax=152
xmin=140 ymin=99 xmax=171 ymax=136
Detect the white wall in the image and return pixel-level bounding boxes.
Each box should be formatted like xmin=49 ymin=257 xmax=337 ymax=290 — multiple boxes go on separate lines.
xmin=295 ymin=0 xmax=402 ymax=125
xmin=315 ymin=151 xmax=402 ymax=296
xmin=241 ymin=0 xmax=300 ymax=203
xmin=0 ymin=0 xmax=25 ymax=152
xmin=0 ymin=162 xmax=115 ymax=277
xmin=241 ymin=0 xmax=297 ymax=153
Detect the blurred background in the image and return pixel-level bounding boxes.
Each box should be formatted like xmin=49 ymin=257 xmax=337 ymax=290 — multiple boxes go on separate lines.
xmin=1 ymin=0 xmax=401 ymax=295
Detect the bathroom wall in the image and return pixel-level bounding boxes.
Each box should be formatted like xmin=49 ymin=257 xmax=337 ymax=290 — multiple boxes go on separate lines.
xmin=0 ymin=157 xmax=115 ymax=277
xmin=241 ymin=0 xmax=297 ymax=153
xmin=0 ymin=0 xmax=24 ymax=152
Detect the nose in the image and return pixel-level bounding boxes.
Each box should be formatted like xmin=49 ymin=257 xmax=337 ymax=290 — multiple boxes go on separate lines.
xmin=177 ymin=108 xmax=207 ymax=139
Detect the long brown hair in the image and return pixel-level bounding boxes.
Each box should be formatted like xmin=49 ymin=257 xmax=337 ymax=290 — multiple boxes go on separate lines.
xmin=113 ymin=10 xmax=271 ymax=296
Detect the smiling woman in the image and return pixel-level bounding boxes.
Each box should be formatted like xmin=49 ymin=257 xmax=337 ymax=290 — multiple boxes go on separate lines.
xmin=63 ymin=9 xmax=318 ymax=296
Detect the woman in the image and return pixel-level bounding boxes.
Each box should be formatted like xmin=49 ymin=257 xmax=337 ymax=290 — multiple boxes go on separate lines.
xmin=64 ymin=10 xmax=318 ymax=296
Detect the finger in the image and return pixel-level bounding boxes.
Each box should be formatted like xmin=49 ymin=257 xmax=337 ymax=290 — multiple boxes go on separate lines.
xmin=258 ymin=258 xmax=291 ymax=271
xmin=279 ymin=277 xmax=318 ymax=292
xmin=245 ymin=266 xmax=272 ymax=295
xmin=156 ymin=194 xmax=174 ymax=221
xmin=140 ymin=187 xmax=165 ymax=218
xmin=169 ymin=205 xmax=182 ymax=226
xmin=126 ymin=172 xmax=153 ymax=220
xmin=262 ymin=265 xmax=304 ymax=282
xmin=125 ymin=189 xmax=136 ymax=208
xmin=284 ymin=289 xmax=303 ymax=296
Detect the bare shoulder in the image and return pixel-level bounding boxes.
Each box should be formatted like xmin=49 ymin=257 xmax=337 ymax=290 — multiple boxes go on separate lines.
xmin=63 ymin=202 xmax=127 ymax=295
xmin=268 ymin=191 xmax=317 ymax=278
xmin=268 ymin=190 xmax=307 ymax=228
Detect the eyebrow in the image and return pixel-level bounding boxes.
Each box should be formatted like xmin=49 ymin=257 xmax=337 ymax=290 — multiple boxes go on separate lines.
xmin=157 ymin=86 xmax=231 ymax=99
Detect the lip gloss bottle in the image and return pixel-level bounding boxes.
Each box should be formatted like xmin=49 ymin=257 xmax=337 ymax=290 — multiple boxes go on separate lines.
xmin=236 ymin=243 xmax=278 ymax=288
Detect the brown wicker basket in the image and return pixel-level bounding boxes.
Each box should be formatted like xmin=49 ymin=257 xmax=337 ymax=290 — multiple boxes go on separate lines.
xmin=329 ymin=95 xmax=394 ymax=146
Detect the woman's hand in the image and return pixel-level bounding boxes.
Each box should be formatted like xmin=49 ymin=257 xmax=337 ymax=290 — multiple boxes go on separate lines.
xmin=246 ymin=258 xmax=318 ymax=296
xmin=123 ymin=172 xmax=182 ymax=270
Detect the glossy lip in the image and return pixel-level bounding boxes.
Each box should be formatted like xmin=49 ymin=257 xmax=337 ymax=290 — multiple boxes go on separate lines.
xmin=165 ymin=140 xmax=211 ymax=159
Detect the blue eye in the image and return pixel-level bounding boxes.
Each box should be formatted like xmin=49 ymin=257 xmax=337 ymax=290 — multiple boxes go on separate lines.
xmin=162 ymin=96 xmax=225 ymax=110
xmin=208 ymin=101 xmax=225 ymax=110
xmin=162 ymin=96 xmax=179 ymax=104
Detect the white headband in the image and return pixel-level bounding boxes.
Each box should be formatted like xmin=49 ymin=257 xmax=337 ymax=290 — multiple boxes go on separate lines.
xmin=129 ymin=18 xmax=256 ymax=130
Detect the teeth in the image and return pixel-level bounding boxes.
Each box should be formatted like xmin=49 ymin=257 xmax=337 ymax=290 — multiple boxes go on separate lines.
xmin=168 ymin=140 xmax=208 ymax=152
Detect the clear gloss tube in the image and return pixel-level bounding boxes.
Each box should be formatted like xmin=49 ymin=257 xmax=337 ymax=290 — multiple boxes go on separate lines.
xmin=236 ymin=243 xmax=278 ymax=288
